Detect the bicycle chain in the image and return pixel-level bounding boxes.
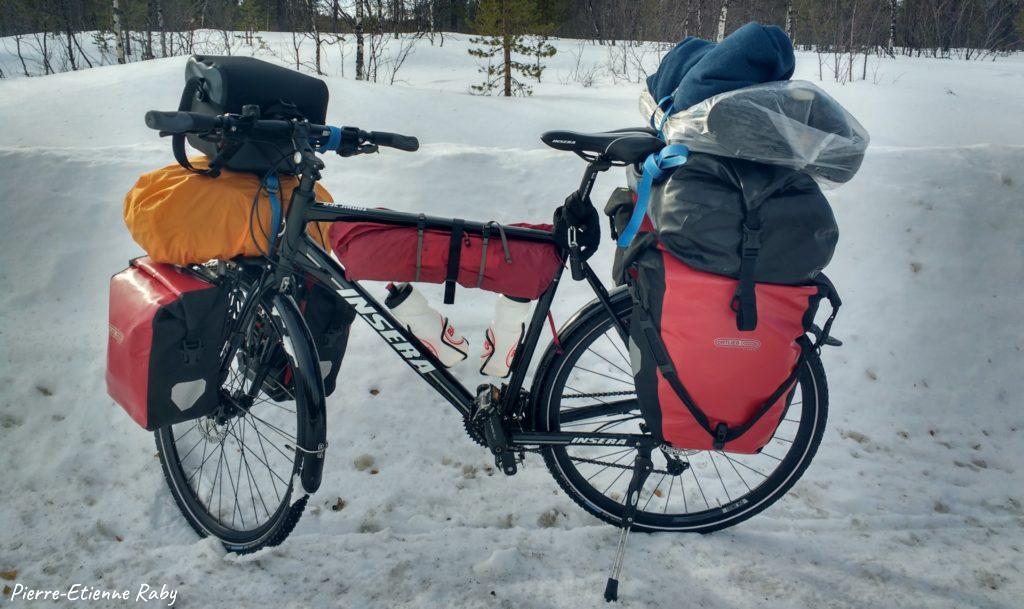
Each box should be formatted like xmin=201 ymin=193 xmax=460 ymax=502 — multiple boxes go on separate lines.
xmin=567 ymin=454 xmax=673 ymax=476
xmin=562 ymin=390 xmax=636 ymax=399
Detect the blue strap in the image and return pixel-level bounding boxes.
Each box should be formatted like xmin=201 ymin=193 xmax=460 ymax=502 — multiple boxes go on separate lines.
xmin=315 ymin=126 xmax=342 ymax=153
xmin=656 ymin=103 xmax=674 ymax=139
xmin=264 ymin=175 xmax=283 ymax=253
xmin=617 ymin=144 xmax=689 ymax=248
xmin=648 ymin=95 xmax=674 ymax=130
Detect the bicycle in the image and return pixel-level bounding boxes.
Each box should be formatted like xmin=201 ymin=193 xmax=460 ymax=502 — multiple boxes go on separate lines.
xmin=142 ymin=109 xmax=831 ymax=599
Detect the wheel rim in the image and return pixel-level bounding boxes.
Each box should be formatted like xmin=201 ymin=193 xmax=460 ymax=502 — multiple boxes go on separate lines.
xmin=543 ymin=314 xmax=823 ymax=530
xmin=158 ymin=302 xmax=302 ymax=544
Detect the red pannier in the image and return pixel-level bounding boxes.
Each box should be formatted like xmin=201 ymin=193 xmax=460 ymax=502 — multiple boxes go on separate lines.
xmin=328 ymin=220 xmax=562 ymax=301
xmin=107 ymin=257 xmax=228 ymax=430
xmin=629 ymin=247 xmax=838 ymax=453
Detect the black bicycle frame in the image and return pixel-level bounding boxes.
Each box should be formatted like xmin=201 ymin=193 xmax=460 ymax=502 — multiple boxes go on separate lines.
xmin=261 ymin=152 xmax=646 ymax=450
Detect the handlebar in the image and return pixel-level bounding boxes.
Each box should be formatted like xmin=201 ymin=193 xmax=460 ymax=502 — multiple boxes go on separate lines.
xmin=145 ymin=110 xmax=222 ymax=133
xmin=365 ymin=130 xmax=419 ymax=152
xmin=143 ymin=110 xmax=419 ymax=154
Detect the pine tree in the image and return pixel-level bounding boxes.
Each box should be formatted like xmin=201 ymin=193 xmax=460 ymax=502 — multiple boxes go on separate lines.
xmin=468 ymin=0 xmax=554 ymax=96
xmin=523 ymin=34 xmax=556 ymax=82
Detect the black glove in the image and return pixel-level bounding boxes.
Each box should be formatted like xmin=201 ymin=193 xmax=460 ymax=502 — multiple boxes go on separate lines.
xmin=553 ymin=192 xmax=601 ymax=261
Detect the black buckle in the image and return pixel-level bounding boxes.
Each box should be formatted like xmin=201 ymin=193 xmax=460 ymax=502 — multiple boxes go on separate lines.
xmin=741 ymin=226 xmax=762 ymax=257
xmin=182 ymin=339 xmax=202 ymax=365
xmin=713 ymin=423 xmax=729 ymax=450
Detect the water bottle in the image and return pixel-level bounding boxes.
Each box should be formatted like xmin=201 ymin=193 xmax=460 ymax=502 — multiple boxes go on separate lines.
xmin=480 ymin=295 xmax=532 ymax=378
xmin=385 ymin=283 xmax=468 ymax=368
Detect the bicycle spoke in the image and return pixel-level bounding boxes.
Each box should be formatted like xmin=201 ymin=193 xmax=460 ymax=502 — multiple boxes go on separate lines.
xmin=250 ymin=394 xmax=296 ymax=415
xmin=722 ymin=451 xmax=753 ymax=493
xmin=563 ymin=384 xmax=612 ymax=406
xmin=246 ymin=415 xmax=283 ymax=503
xmin=224 ymin=432 xmax=244 ymax=528
xmin=178 ymin=433 xmax=206 ymax=464
xmin=234 ymin=422 xmax=292 ymax=487
xmin=584 ymin=449 xmax=636 ymax=483
xmin=572 ymin=364 xmax=635 ymax=386
xmin=559 ymin=414 xmax=640 ymax=430
xmin=718 ymin=452 xmax=769 ymax=479
xmin=690 ymin=465 xmax=711 ymax=509
xmin=591 ymin=415 xmax=642 ymax=433
xmin=211 ymin=439 xmax=226 ymax=517
xmin=603 ymin=332 xmax=630 ymax=368
xmin=575 ymin=447 xmax=634 ymax=462
xmin=238 ymin=422 xmax=266 ymax=520
xmin=600 ymin=464 xmax=631 ymax=497
xmin=175 ymin=422 xmax=199 ymax=443
xmin=642 ymin=474 xmax=668 ymax=511
xmin=707 ymin=452 xmax=732 ymax=502
xmin=187 ymin=437 xmax=217 ymax=486
xmin=584 ymin=345 xmax=633 ymax=380
xmin=246 ymin=415 xmax=297 ymax=463
xmin=245 ymin=411 xmax=297 ymax=443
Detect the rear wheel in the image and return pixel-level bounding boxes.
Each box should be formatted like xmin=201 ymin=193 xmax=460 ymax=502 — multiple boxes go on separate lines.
xmin=155 ymin=286 xmax=310 ymax=553
xmin=533 ymin=293 xmax=829 ymax=532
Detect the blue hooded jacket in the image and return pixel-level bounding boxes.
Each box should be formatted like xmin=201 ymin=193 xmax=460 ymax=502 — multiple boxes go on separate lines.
xmin=646 ymin=22 xmax=795 ymax=116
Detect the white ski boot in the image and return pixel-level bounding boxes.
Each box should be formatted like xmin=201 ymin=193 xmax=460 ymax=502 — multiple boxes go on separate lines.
xmin=480 ymin=295 xmax=532 ymax=378
xmin=386 ymin=283 xmax=468 ymax=368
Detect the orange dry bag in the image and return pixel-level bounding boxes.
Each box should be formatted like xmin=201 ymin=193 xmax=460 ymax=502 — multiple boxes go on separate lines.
xmin=123 ymin=159 xmax=333 ymax=266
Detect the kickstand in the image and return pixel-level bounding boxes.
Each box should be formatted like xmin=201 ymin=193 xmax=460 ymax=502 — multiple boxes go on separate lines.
xmin=604 ymin=443 xmax=653 ymax=602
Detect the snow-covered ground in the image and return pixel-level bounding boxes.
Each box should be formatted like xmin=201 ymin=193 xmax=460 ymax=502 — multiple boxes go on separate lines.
xmin=1 ymin=33 xmax=1022 ymax=608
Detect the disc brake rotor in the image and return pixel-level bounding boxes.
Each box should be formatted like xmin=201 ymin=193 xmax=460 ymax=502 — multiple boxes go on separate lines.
xmin=197 ymin=417 xmax=230 ymax=443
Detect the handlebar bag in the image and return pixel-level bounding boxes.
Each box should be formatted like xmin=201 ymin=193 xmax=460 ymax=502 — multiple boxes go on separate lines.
xmin=628 ymin=245 xmax=838 ymax=453
xmin=123 ymin=160 xmax=334 ymax=266
xmin=255 ymin=277 xmax=356 ymax=402
xmin=181 ymin=55 xmax=329 ymax=175
xmin=107 ymin=257 xmax=228 ymax=431
xmin=328 ymin=220 xmax=562 ymax=301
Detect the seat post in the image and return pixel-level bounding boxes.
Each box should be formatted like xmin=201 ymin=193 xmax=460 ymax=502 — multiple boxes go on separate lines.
xmin=576 ymin=156 xmax=612 ymax=201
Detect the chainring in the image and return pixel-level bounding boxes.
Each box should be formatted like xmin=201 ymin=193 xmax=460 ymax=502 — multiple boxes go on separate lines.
xmin=462 ymin=415 xmax=487 ymax=447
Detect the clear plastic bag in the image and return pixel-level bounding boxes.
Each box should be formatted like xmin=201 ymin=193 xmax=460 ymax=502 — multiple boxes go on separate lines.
xmin=640 ymin=81 xmax=870 ymax=185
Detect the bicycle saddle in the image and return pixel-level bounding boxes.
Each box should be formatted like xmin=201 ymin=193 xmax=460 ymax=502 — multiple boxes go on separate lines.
xmin=541 ymin=128 xmax=664 ymax=164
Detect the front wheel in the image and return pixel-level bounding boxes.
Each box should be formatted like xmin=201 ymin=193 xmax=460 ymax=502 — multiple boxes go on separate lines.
xmin=532 ymin=290 xmax=829 ymax=533
xmin=155 ymin=286 xmax=316 ymax=553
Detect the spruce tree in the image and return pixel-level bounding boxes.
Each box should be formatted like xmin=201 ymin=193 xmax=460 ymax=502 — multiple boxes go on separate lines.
xmin=468 ymin=0 xmax=555 ymax=96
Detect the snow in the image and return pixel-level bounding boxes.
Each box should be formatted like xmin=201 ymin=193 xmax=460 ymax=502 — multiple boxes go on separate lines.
xmin=1 ymin=33 xmax=1023 ymax=608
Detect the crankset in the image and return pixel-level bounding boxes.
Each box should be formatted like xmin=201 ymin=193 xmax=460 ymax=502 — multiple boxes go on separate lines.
xmin=471 ymin=384 xmax=519 ymax=476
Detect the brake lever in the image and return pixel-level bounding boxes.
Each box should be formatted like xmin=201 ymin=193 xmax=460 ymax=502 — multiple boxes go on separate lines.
xmin=337 ymin=143 xmax=378 ymax=158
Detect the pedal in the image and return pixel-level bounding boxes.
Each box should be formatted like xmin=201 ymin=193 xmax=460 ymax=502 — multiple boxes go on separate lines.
xmin=472 ymin=384 xmax=501 ymax=421
xmin=475 ymin=384 xmax=518 ymax=476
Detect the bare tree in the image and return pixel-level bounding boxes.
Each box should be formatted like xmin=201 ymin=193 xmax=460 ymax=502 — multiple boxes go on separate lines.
xmin=356 ymin=0 xmax=365 ymax=80
xmin=112 ymin=0 xmax=126 ymax=64
xmin=786 ymin=1 xmax=796 ymax=41
xmin=716 ymin=0 xmax=730 ymax=42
